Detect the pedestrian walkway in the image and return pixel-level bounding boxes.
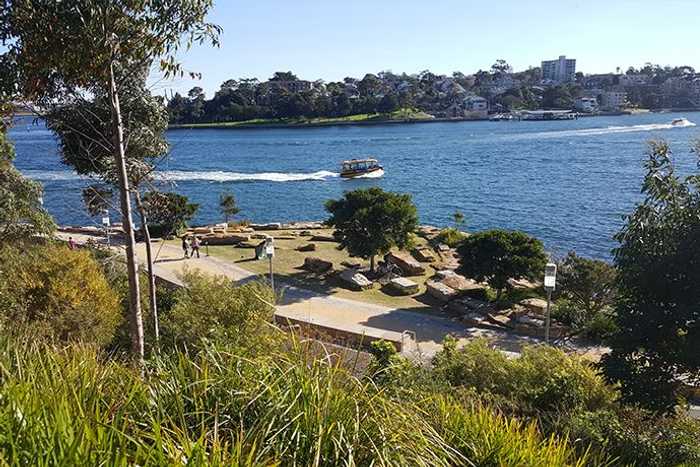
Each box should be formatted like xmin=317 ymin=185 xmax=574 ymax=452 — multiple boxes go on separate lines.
xmin=57 ymin=232 xmax=539 ymax=357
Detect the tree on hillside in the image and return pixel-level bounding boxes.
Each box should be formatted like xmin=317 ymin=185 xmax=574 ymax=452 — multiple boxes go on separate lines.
xmin=46 ymin=76 xmax=169 ymax=348
xmin=0 ymin=130 xmax=55 ymax=243
xmin=603 ymin=140 xmax=700 ymax=412
xmin=143 ymin=191 xmax=198 ymax=238
xmin=2 ymin=0 xmax=220 ymax=361
xmin=270 ymin=71 xmax=298 ymax=82
xmin=325 ymin=188 xmax=418 ymax=272
xmin=377 ymin=94 xmax=399 ymax=114
xmin=81 ymin=185 xmax=114 ymax=217
xmin=457 ymin=230 xmax=547 ymax=301
xmin=219 ymin=191 xmax=240 ymax=224
xmin=556 ymin=251 xmax=617 ymax=328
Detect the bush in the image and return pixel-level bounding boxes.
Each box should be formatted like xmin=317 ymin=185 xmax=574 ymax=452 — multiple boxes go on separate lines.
xmin=433 ymin=227 xmax=467 ymax=248
xmin=432 ymin=338 xmax=616 ymax=416
xmin=162 ymin=269 xmax=276 ymax=352
xmin=0 ymin=335 xmax=598 ymax=466
xmin=0 ymin=242 xmax=121 ymax=346
xmin=566 ymin=408 xmax=700 ymax=467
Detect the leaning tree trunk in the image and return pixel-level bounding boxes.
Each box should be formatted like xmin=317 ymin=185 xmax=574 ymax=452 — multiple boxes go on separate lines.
xmin=108 ymin=59 xmax=144 ymax=361
xmin=134 ymin=190 xmax=159 ymax=347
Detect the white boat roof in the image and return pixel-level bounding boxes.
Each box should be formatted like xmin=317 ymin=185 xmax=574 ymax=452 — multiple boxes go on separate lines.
xmin=342 ymin=158 xmax=378 ymax=164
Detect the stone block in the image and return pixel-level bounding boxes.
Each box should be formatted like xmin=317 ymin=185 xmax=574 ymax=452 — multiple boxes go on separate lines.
xmin=311 ymin=234 xmax=337 ymax=242
xmin=339 ymin=269 xmax=373 ymax=290
xmin=303 ymin=257 xmax=333 ymax=274
xmin=385 ymin=251 xmax=425 ymax=276
xmin=426 ymin=280 xmax=458 ymax=302
xmin=519 ymin=298 xmax=548 ymax=317
xmin=389 ymin=277 xmax=419 ymax=295
xmin=296 ymin=243 xmax=316 ymax=252
xmin=413 ymin=246 xmax=437 ymax=263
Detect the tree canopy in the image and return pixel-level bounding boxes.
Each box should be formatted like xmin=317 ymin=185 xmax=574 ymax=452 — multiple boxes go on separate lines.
xmin=0 ymin=130 xmax=55 ymax=243
xmin=219 ymin=191 xmax=240 ymax=223
xmin=603 ymin=140 xmax=700 ymax=412
xmin=143 ymin=191 xmax=198 ymax=237
xmin=457 ymin=229 xmax=547 ymax=300
xmin=325 ymin=188 xmax=418 ymax=270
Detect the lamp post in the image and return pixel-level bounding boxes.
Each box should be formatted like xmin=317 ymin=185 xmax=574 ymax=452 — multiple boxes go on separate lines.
xmin=101 ymin=209 xmax=111 ymax=247
xmin=544 ymin=262 xmax=557 ymax=344
xmin=265 ymin=237 xmax=275 ymax=297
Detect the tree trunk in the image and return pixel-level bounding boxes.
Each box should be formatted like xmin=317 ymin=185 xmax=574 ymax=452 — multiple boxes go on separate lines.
xmin=134 ymin=190 xmax=159 ymax=347
xmin=108 ymin=60 xmax=144 ymax=361
xmin=370 ymin=255 xmax=375 ymax=273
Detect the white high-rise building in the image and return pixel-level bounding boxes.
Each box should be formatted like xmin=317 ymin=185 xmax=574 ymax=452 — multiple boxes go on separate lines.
xmin=541 ymin=55 xmax=576 ymax=83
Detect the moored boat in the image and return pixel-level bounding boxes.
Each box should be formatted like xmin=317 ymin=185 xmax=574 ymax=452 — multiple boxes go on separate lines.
xmin=340 ymin=158 xmax=384 ymax=178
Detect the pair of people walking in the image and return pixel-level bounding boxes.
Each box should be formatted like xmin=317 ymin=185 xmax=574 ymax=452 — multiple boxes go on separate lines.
xmin=181 ymin=235 xmax=201 ymax=259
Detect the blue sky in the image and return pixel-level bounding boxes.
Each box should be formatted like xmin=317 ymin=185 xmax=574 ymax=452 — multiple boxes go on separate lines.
xmin=155 ymin=0 xmax=699 ymax=96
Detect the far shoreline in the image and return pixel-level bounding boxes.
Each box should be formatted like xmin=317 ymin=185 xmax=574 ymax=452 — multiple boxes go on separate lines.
xmin=166 ymin=108 xmax=698 ymax=131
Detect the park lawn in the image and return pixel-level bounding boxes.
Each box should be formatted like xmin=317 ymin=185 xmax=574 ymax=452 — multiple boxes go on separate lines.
xmin=186 ymin=229 xmax=445 ymax=311
xmin=170 ymin=108 xmax=434 ymax=129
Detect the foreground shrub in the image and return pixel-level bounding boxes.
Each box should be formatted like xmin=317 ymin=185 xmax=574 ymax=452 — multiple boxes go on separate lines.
xmin=566 ymin=408 xmax=700 ymax=467
xmin=432 ymin=338 xmax=616 ymax=416
xmin=0 ymin=336 xmax=597 ymax=466
xmin=0 ymin=242 xmax=121 ymax=346
xmin=433 ymin=227 xmax=467 ymax=248
xmin=162 ymin=269 xmax=276 ymax=352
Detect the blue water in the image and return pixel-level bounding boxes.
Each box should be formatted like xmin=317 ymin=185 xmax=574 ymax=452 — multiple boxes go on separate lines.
xmin=9 ymin=112 xmax=700 ymax=259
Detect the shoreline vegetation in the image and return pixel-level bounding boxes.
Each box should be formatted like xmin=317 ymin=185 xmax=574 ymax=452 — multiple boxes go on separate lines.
xmin=167 ymin=107 xmax=688 ymax=130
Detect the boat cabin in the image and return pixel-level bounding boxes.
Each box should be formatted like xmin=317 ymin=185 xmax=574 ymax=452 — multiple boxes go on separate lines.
xmin=340 ymin=158 xmax=384 ymax=178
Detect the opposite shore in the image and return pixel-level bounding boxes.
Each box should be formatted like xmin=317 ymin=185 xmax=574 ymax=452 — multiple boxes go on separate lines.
xmin=168 ymin=107 xmax=695 ymax=130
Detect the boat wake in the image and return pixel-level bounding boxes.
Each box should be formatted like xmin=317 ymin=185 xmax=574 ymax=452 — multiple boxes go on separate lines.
xmin=514 ymin=120 xmax=696 ymax=140
xmin=159 ymin=170 xmax=339 ymax=183
xmin=23 ymin=169 xmax=340 ymax=183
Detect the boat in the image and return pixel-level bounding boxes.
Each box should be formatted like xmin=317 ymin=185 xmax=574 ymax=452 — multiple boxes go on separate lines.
xmin=671 ymin=117 xmax=690 ymax=126
xmin=340 ymin=158 xmax=384 ymax=179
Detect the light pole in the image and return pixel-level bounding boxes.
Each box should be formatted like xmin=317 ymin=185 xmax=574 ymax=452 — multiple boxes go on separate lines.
xmin=265 ymin=237 xmax=275 ymax=297
xmin=544 ymin=262 xmax=557 ymax=344
xmin=101 ymin=209 xmax=111 ymax=247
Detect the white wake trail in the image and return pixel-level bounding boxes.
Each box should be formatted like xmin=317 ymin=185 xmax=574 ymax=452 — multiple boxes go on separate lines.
xmin=23 ymin=169 xmax=340 ymax=183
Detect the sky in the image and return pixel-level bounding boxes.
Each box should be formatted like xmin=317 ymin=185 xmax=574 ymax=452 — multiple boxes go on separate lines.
xmin=148 ymin=0 xmax=698 ymax=97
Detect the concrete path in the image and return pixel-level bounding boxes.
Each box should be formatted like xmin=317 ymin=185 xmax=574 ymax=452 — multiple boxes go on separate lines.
xmin=58 ymin=232 xmax=540 ymax=357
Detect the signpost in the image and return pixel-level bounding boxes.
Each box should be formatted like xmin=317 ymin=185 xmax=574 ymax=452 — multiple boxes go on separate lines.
xmin=265 ymin=238 xmax=275 ymax=294
xmin=544 ymin=262 xmax=557 ymax=344
xmin=101 ymin=210 xmax=110 ymax=246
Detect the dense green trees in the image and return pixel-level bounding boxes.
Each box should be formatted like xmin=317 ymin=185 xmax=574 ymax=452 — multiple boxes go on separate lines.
xmin=143 ymin=191 xmax=198 ymax=238
xmin=2 ymin=0 xmax=219 ymax=361
xmin=0 ymin=243 xmax=121 ymax=346
xmin=325 ymin=188 xmax=418 ymax=272
xmin=457 ymin=229 xmax=547 ymax=301
xmin=603 ymin=140 xmax=700 ymax=412
xmin=0 ymin=131 xmax=55 ymax=243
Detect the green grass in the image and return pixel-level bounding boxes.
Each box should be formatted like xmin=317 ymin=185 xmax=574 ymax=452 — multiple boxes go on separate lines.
xmin=170 ymin=108 xmax=434 ymax=129
xmin=0 ymin=334 xmax=600 ymax=466
xmin=174 ymin=229 xmax=445 ymax=310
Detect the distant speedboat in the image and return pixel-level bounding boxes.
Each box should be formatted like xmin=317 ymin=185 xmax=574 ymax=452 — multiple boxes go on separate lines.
xmin=340 ymin=158 xmax=384 ymax=179
xmin=671 ymin=117 xmax=690 ymax=126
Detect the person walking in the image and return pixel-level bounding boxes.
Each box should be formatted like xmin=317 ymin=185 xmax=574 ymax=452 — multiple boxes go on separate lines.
xmin=191 ymin=235 xmax=201 ymax=258
xmin=181 ymin=235 xmax=190 ymax=258
xmin=68 ymin=236 xmax=76 ymax=250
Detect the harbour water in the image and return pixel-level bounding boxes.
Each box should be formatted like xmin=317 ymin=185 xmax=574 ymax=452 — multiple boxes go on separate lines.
xmin=9 ymin=111 xmax=700 ymax=259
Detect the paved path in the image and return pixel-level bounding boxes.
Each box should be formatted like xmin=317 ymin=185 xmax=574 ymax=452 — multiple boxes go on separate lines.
xmin=58 ymin=232 xmax=540 ymax=357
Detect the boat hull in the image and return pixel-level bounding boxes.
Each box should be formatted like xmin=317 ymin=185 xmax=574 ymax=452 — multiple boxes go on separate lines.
xmin=340 ymin=167 xmax=384 ymax=179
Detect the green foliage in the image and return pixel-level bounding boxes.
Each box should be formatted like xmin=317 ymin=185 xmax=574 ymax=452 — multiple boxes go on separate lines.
xmin=0 ymin=131 xmax=55 ymax=243
xmin=81 ymin=184 xmax=113 ymax=216
xmin=452 ymin=210 xmax=465 ymax=228
xmin=325 ymin=188 xmax=418 ymax=270
xmin=218 ymin=190 xmax=240 ymax=223
xmin=0 ymin=335 xmax=597 ymax=466
xmin=434 ymin=227 xmax=467 ymax=248
xmin=143 ymin=191 xmax=199 ymax=237
xmin=603 ymin=140 xmax=700 ymax=412
xmin=432 ymin=338 xmax=616 ymax=416
xmin=163 ymin=270 xmax=276 ymax=352
xmin=0 ymin=242 xmax=121 ymax=346
xmin=457 ymin=229 xmax=547 ymax=300
xmin=557 ymin=252 xmax=617 ymax=321
xmin=566 ymin=408 xmax=700 ymax=467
